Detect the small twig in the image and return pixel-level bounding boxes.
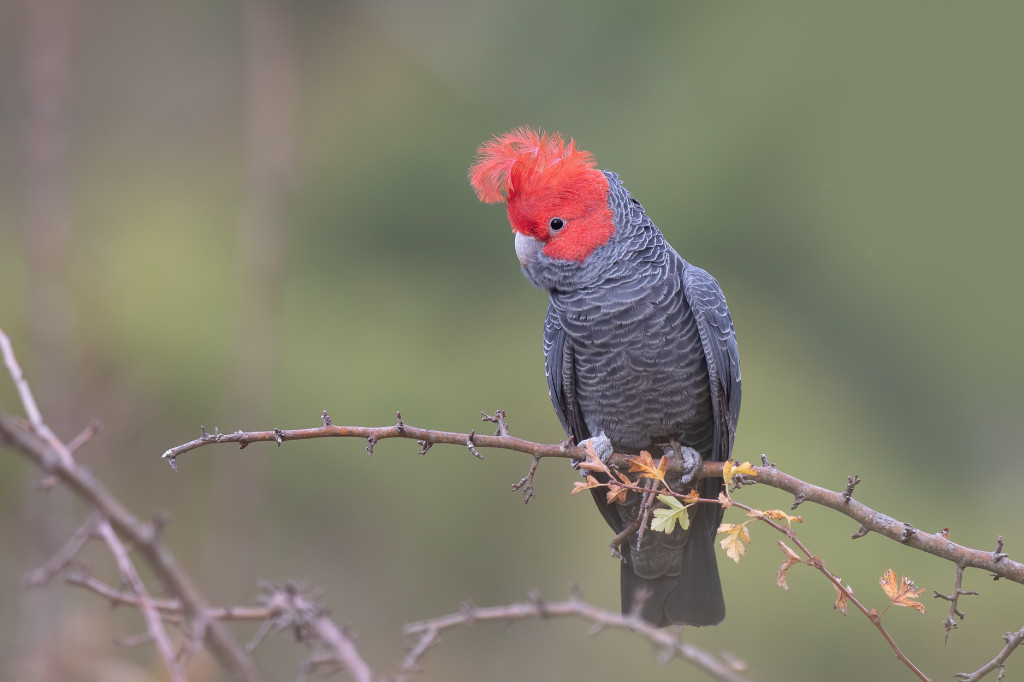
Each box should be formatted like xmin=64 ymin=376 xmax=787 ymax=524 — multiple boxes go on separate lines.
xmin=608 ymin=520 xmax=640 ymax=563
xmin=635 ymin=477 xmax=659 ymax=553
xmin=510 ymin=455 xmax=540 ymax=503
xmin=0 ymin=330 xmax=46 ymax=431
xmin=115 ymin=632 xmax=155 ymax=648
xmin=23 ymin=512 xmax=99 ymax=588
xmin=465 ymin=429 xmax=482 ymax=459
xmin=396 ymin=591 xmax=752 ymax=682
xmin=481 ymin=409 xmax=510 ymax=436
xmin=36 ymin=418 xmax=105 ymax=490
xmin=841 ymin=475 xmax=860 ymax=503
xmin=67 ymin=417 xmax=103 ymax=453
xmin=933 ymin=564 xmax=978 ymax=643
xmin=956 ymin=625 xmax=1024 ymax=681
xmin=321 ymin=410 xmax=332 ymax=427
xmin=67 ymin=571 xmax=273 ymax=621
xmin=993 ymin=536 xmax=1007 ymax=562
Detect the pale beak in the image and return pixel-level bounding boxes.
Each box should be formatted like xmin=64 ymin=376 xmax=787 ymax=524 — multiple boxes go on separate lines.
xmin=514 ymin=232 xmax=543 ymax=267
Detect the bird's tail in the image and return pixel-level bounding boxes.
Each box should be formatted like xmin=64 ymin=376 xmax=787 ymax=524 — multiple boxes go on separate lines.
xmin=621 ymin=501 xmax=725 ymax=627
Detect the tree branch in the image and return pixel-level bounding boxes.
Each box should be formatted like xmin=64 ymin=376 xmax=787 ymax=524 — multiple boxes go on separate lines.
xmin=398 ymin=589 xmax=752 ymax=682
xmin=0 ymin=329 xmax=261 ymax=682
xmin=95 ymin=518 xmax=186 ymax=682
xmin=162 ymin=417 xmax=1024 ymax=585
xmin=956 ymin=626 xmax=1024 ymax=681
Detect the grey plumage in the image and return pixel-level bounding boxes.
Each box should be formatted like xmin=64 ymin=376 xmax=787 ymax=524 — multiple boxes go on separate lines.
xmin=529 ymin=172 xmax=741 ymax=627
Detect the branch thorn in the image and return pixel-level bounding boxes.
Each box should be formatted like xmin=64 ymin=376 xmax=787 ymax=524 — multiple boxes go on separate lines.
xmin=465 ymin=430 xmax=482 ymax=459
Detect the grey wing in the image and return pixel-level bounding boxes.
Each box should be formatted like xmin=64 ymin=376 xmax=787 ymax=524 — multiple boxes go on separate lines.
xmin=681 ymin=264 xmax=741 ymax=464
xmin=543 ymin=305 xmax=590 ymax=445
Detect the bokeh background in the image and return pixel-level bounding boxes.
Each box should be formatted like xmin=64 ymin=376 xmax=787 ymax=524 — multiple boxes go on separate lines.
xmin=2 ymin=1 xmax=1023 ymax=680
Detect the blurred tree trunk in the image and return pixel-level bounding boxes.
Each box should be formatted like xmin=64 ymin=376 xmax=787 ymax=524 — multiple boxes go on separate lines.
xmin=202 ymin=0 xmax=295 ymax=596
xmin=17 ymin=0 xmax=74 ymax=679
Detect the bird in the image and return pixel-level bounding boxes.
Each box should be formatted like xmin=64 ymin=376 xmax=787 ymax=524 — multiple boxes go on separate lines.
xmin=468 ymin=127 xmax=741 ymax=627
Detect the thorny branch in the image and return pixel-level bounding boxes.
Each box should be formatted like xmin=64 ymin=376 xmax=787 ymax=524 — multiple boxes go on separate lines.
xmin=934 ymin=564 xmax=978 ymax=643
xmin=0 ymin=328 xmax=755 ymax=682
xmin=161 ymin=411 xmax=1024 ymax=678
xmin=163 ymin=415 xmax=1024 ymax=585
xmin=0 ymin=329 xmax=260 ymax=682
xmin=4 ymin=323 xmax=1024 ymax=681
xmin=397 ymin=589 xmax=752 ymax=682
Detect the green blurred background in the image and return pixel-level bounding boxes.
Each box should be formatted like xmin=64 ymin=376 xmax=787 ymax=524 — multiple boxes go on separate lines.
xmin=2 ymin=1 xmax=1023 ymax=680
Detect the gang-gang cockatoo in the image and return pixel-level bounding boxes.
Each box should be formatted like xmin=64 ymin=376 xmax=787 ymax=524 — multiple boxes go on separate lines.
xmin=469 ymin=127 xmax=741 ymax=627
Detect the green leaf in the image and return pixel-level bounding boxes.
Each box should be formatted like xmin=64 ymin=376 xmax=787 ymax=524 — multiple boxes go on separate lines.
xmin=650 ymin=494 xmax=691 ymax=534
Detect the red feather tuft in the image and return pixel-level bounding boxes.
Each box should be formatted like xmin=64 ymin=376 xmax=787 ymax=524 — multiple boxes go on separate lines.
xmin=468 ymin=127 xmax=597 ymax=203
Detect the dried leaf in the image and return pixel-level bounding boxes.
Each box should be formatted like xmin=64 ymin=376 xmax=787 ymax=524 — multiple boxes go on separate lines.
xmin=682 ymin=489 xmax=700 ymax=504
xmin=577 ymin=441 xmax=611 ymax=475
xmin=722 ymin=460 xmax=758 ymax=490
xmin=833 ymin=580 xmax=849 ymax=615
xmin=717 ymin=522 xmax=752 ymax=563
xmin=605 ymin=482 xmax=628 ymax=505
xmin=776 ymin=540 xmax=803 ymax=590
xmin=571 ymin=475 xmax=603 ymax=496
xmin=762 ymin=509 xmax=803 ymax=528
xmin=879 ymin=568 xmax=927 ymax=613
xmin=627 ymin=451 xmax=667 ymax=483
xmin=650 ymin=494 xmax=691 ymax=535
xmin=718 ymin=491 xmax=732 ymax=510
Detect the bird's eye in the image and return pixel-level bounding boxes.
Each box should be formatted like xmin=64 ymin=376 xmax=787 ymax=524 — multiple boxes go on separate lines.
xmin=549 ymin=217 xmax=564 ymax=231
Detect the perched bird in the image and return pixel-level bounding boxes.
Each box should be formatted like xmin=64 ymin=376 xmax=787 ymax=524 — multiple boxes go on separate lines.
xmin=469 ymin=127 xmax=741 ymax=627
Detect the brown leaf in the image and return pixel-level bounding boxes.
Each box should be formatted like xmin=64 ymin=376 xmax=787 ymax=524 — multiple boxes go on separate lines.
xmin=682 ymin=488 xmax=700 ymax=504
xmin=762 ymin=509 xmax=803 ymax=528
xmin=776 ymin=540 xmax=803 ymax=590
xmin=833 ymin=579 xmax=849 ymax=615
xmin=605 ymin=482 xmax=628 ymax=505
xmin=571 ymin=475 xmax=603 ymax=496
xmin=718 ymin=491 xmax=732 ymax=510
xmin=879 ymin=568 xmax=927 ymax=613
xmin=627 ymin=451 xmax=667 ymax=483
xmin=577 ymin=441 xmax=611 ymax=475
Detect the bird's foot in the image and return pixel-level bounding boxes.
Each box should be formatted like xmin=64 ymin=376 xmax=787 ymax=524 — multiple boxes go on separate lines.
xmin=662 ymin=441 xmax=704 ymax=487
xmin=576 ymin=432 xmax=614 ymax=471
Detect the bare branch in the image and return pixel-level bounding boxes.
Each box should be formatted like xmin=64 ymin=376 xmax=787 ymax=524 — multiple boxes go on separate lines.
xmin=162 ymin=419 xmax=1024 ymax=585
xmin=397 ymin=589 xmax=752 ymax=682
xmin=23 ymin=512 xmax=98 ymax=588
xmin=0 ymin=328 xmax=260 ymax=682
xmin=66 ymin=571 xmax=274 ymax=622
xmin=510 ymin=455 xmax=540 ymax=503
xmin=957 ymin=626 xmax=1024 ymax=681
xmin=258 ymin=582 xmax=373 ymax=682
xmin=95 ymin=519 xmax=186 ymax=682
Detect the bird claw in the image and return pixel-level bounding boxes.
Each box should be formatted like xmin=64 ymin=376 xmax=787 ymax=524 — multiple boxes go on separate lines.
xmin=584 ymin=433 xmax=614 ymax=463
xmin=573 ymin=433 xmax=613 ymax=473
xmin=662 ymin=441 xmax=703 ymax=486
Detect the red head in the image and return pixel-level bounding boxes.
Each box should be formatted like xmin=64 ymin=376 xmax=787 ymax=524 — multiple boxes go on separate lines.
xmin=469 ymin=127 xmax=615 ymax=262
